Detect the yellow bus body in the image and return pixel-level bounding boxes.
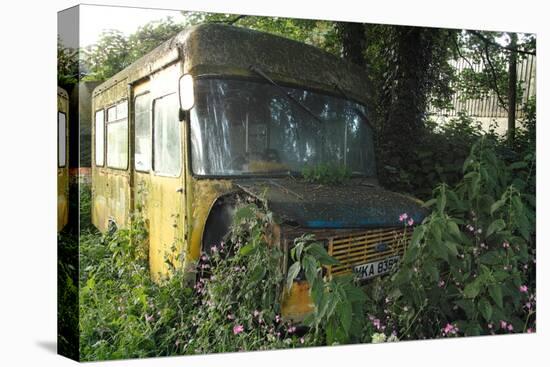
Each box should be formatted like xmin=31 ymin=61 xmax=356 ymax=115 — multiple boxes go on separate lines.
xmin=91 ymin=24 xmax=424 ymax=321
xmin=58 ymin=87 xmax=69 ymax=231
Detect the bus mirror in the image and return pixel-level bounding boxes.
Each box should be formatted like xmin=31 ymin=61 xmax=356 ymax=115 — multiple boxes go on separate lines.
xmin=179 ymin=74 xmax=195 ymax=111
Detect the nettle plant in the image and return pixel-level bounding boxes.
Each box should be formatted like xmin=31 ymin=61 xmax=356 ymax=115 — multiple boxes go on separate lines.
xmin=286 ymin=234 xmax=367 ymax=345
xmin=367 ymin=138 xmax=536 ymax=340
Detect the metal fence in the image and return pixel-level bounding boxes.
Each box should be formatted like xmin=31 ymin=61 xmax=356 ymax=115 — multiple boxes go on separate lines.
xmin=430 ymin=54 xmax=536 ymax=119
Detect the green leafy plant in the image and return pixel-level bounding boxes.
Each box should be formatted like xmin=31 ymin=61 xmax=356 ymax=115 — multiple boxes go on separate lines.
xmin=179 ymin=203 xmax=307 ymax=353
xmin=286 ymin=234 xmax=367 ymax=344
xmin=302 ymin=163 xmax=352 ymax=185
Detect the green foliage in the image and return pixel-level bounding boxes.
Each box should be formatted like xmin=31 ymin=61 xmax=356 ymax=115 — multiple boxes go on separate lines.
xmin=57 ymin=230 xmax=79 ymax=359
xmin=179 ymin=203 xmax=308 ymax=353
xmin=366 ymin=138 xmax=536 ymax=340
xmin=83 ymin=18 xmax=186 ymax=81
xmin=287 ymin=234 xmax=366 ymax=345
xmin=302 ymin=163 xmax=351 ymax=185
xmin=381 ymin=113 xmax=487 ymax=199
xmin=370 ymin=25 xmax=458 ymax=174
xmin=77 ymin=199 xmax=314 ymax=360
xmin=58 ymin=36 xmax=79 ymax=88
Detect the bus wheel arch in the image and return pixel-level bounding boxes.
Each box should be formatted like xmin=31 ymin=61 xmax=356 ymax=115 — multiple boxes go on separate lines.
xmin=200 ymin=191 xmax=266 ymax=255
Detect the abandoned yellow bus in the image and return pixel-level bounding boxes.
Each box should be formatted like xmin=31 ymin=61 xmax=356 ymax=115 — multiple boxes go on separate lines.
xmin=58 ymin=87 xmax=69 ymax=231
xmin=91 ymin=23 xmax=426 ymax=320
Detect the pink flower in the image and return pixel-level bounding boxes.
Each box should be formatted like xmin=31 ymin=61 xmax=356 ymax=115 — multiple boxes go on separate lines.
xmin=488 ymin=323 xmax=493 ymax=329
xmin=399 ymin=213 xmax=408 ymax=222
xmin=507 ymin=324 xmax=514 ymax=331
xmin=502 ymin=242 xmax=510 ymax=249
xmin=233 ymin=324 xmax=244 ymax=335
xmin=466 ymin=225 xmax=474 ymax=232
xmin=527 ymin=328 xmax=534 ymax=333
xmin=227 ymin=314 xmax=235 ymax=320
xmin=253 ymin=310 xmax=260 ymax=317
xmin=442 ymin=323 xmax=458 ymax=336
xmin=438 ymin=280 xmax=445 ymax=288
xmin=288 ymin=326 xmax=297 ymax=334
xmin=519 ymin=285 xmax=528 ymax=293
xmin=210 ymin=245 xmax=218 ymax=253
xmin=525 ymin=302 xmax=532 ymax=310
xmin=300 ymin=337 xmax=305 ymax=344
xmin=500 ymin=320 xmax=507 ymax=329
xmin=145 ymin=314 xmax=154 ymax=322
xmin=407 ymin=218 xmax=414 ymax=226
xmin=275 ymin=314 xmax=281 ymax=323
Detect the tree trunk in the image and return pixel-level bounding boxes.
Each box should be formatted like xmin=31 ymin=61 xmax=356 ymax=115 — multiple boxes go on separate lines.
xmin=507 ymin=33 xmax=518 ymax=144
xmin=381 ymin=27 xmax=431 ymax=160
xmin=337 ymin=22 xmax=366 ymax=68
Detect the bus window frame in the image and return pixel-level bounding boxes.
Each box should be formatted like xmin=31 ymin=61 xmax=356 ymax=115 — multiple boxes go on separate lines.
xmin=94 ymin=108 xmax=105 ymax=167
xmin=152 ymin=92 xmax=182 ymax=178
xmin=57 ymin=111 xmax=67 ymax=168
xmin=105 ymin=98 xmax=129 ymax=171
xmin=133 ymin=91 xmax=152 ymax=173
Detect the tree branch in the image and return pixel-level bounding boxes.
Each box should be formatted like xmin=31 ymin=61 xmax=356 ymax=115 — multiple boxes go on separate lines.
xmin=210 ymin=15 xmax=248 ymax=25
xmin=480 ymin=42 xmax=508 ymax=112
xmin=453 ymin=36 xmax=475 ymax=70
xmin=469 ymin=30 xmax=536 ymax=56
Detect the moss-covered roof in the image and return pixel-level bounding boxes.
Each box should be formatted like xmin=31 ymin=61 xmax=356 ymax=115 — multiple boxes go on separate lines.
xmin=93 ymin=23 xmax=370 ymax=105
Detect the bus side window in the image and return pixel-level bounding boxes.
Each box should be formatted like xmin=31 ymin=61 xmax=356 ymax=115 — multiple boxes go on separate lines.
xmin=58 ymin=112 xmax=67 ymax=167
xmin=106 ymin=100 xmax=129 ymax=169
xmin=153 ymin=94 xmax=181 ymax=177
xmin=134 ymin=93 xmax=151 ymax=172
xmin=95 ymin=109 xmax=105 ymax=166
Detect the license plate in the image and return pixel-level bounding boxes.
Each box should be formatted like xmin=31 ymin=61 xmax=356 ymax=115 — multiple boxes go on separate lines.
xmin=353 ymin=255 xmax=400 ymax=280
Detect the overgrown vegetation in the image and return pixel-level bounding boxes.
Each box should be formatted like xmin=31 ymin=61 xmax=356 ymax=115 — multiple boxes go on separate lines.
xmin=67 ymin=133 xmax=535 ymax=360
xmin=56 ymin=10 xmax=536 ymax=360
xmin=364 ymin=138 xmax=536 ymax=340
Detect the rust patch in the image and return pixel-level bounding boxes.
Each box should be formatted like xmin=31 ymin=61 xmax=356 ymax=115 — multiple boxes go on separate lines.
xmin=281 ymin=280 xmax=314 ymax=322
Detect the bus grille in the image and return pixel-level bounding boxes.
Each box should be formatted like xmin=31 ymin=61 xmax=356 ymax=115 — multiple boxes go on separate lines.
xmin=326 ymin=227 xmax=412 ymax=277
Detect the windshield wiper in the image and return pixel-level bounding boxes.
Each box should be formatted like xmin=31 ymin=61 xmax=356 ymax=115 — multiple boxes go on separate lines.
xmin=331 ymin=80 xmax=373 ymax=129
xmin=249 ymin=65 xmax=324 ymax=125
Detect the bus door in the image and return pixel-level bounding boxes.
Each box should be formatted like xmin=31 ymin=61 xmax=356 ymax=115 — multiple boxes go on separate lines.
xmin=132 ymin=70 xmax=186 ymax=280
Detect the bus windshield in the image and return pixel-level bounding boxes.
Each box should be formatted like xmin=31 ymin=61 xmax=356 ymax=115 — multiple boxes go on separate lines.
xmin=190 ymin=78 xmax=376 ymax=177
